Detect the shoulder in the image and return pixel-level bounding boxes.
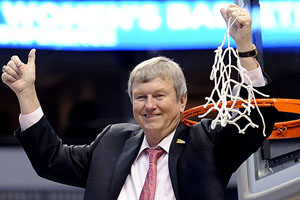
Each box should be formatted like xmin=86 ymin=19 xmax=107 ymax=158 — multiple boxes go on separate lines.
xmin=92 ymin=122 xmax=142 ymax=143
xmin=89 ymin=122 xmax=143 ymax=154
xmin=109 ymin=123 xmax=142 ymax=133
xmin=101 ymin=123 xmax=142 ymax=138
xmin=178 ymin=119 xmax=217 ymax=143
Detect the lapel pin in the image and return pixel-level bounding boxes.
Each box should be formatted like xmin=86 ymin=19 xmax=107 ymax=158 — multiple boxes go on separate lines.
xmin=176 ymin=139 xmax=186 ymax=144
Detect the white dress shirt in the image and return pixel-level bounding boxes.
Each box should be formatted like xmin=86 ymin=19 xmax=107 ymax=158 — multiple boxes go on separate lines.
xmin=117 ymin=131 xmax=176 ymax=200
xmin=18 ymin=66 xmax=266 ymax=199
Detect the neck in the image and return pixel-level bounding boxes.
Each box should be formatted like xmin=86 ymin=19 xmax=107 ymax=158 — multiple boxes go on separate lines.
xmin=144 ymin=116 xmax=180 ymax=147
xmin=146 ymin=136 xmax=164 ymax=147
xmin=145 ymin=128 xmax=176 ymax=147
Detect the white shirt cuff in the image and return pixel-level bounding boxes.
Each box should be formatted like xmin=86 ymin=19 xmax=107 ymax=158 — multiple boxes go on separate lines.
xmin=242 ymin=66 xmax=266 ymax=87
xmin=19 ymin=106 xmax=43 ymax=131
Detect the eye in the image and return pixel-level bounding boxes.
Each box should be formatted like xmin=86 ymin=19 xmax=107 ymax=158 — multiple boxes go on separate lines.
xmin=135 ymin=95 xmax=146 ymax=101
xmin=155 ymin=94 xmax=165 ymax=99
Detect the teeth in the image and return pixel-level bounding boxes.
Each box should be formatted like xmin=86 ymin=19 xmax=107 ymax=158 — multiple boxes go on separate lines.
xmin=144 ymin=114 xmax=160 ymax=118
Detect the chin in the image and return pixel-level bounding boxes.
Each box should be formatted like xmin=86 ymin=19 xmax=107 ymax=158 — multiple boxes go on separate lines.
xmin=142 ymin=125 xmax=162 ymax=133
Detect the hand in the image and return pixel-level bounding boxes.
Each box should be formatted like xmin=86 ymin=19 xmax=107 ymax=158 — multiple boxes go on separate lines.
xmin=220 ymin=4 xmax=252 ymax=52
xmin=2 ymin=49 xmax=36 ymax=96
xmin=2 ymin=49 xmax=40 ymax=114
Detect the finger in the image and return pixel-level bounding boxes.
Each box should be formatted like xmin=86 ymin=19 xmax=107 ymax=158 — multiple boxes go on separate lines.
xmin=226 ymin=4 xmax=240 ymax=14
xmin=220 ymin=8 xmax=229 ymax=26
xmin=222 ymin=5 xmax=243 ymax=26
xmin=2 ymin=64 xmax=20 ymax=80
xmin=2 ymin=65 xmax=6 ymax=73
xmin=27 ymin=49 xmax=36 ymax=66
xmin=11 ymin=55 xmax=24 ymax=68
xmin=10 ymin=55 xmax=24 ymax=75
xmin=239 ymin=8 xmax=250 ymax=18
xmin=6 ymin=60 xmax=22 ymax=76
xmin=227 ymin=3 xmax=240 ymax=10
xmin=227 ymin=7 xmax=248 ymax=19
xmin=1 ymin=72 xmax=16 ymax=83
xmin=237 ymin=15 xmax=252 ymax=27
xmin=227 ymin=8 xmax=250 ymax=27
xmin=227 ymin=8 xmax=240 ymax=19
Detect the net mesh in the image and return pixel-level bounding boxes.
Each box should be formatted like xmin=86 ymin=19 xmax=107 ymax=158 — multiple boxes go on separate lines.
xmin=199 ymin=6 xmax=269 ymax=136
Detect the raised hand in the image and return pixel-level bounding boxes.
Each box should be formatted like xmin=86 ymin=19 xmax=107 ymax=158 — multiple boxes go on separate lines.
xmin=2 ymin=49 xmax=40 ymax=114
xmin=2 ymin=49 xmax=36 ymax=95
xmin=220 ymin=4 xmax=258 ymax=71
xmin=220 ymin=4 xmax=252 ymax=52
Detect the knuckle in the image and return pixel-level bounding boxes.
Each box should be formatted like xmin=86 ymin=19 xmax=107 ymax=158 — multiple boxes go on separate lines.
xmin=4 ymin=66 xmax=11 ymax=74
xmin=11 ymin=55 xmax=18 ymax=60
xmin=1 ymin=73 xmax=7 ymax=83
xmin=10 ymin=56 xmax=22 ymax=66
xmin=7 ymin=60 xmax=14 ymax=66
xmin=6 ymin=74 xmax=14 ymax=81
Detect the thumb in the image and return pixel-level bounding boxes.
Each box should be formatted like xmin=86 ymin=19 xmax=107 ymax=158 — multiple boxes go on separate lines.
xmin=27 ymin=49 xmax=36 ymax=66
xmin=220 ymin=8 xmax=229 ymax=26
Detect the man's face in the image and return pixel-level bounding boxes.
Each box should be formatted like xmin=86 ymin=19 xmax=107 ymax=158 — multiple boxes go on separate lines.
xmin=132 ymin=77 xmax=187 ymax=146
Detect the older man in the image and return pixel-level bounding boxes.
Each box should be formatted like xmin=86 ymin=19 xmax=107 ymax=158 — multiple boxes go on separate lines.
xmin=1 ymin=4 xmax=276 ymax=200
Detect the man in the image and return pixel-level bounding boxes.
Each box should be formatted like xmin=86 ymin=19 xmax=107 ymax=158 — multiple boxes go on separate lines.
xmin=1 ymin=4 xmax=276 ymax=200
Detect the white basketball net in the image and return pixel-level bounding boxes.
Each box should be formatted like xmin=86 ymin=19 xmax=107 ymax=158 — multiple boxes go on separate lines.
xmin=199 ymin=6 xmax=269 ymax=136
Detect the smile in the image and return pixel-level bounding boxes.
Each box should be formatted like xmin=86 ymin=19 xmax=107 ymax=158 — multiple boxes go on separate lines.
xmin=144 ymin=114 xmax=161 ymax=118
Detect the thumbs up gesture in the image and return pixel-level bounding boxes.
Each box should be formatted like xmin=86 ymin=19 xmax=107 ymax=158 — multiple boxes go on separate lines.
xmin=1 ymin=49 xmax=40 ymax=114
xmin=2 ymin=49 xmax=36 ymax=95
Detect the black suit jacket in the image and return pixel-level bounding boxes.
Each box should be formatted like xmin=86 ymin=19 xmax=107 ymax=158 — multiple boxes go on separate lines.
xmin=15 ymin=85 xmax=277 ymax=200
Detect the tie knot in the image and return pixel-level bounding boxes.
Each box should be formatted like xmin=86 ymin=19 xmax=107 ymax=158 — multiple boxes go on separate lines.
xmin=145 ymin=147 xmax=165 ymax=164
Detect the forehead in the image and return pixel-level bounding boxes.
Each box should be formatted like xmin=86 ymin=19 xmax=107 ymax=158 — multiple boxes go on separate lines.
xmin=132 ymin=77 xmax=175 ymax=94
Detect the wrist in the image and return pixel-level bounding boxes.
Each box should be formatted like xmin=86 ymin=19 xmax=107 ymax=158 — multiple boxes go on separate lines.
xmin=237 ymin=44 xmax=257 ymax=58
xmin=236 ymin=42 xmax=253 ymax=52
xmin=17 ymin=87 xmax=40 ymax=115
xmin=16 ymin=85 xmax=36 ymax=98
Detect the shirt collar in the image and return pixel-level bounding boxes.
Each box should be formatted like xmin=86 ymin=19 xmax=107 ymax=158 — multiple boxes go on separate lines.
xmin=136 ymin=130 xmax=176 ymax=159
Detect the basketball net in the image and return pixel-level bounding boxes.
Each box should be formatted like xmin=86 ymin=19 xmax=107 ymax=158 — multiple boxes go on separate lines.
xmin=200 ymin=5 xmax=269 ymax=136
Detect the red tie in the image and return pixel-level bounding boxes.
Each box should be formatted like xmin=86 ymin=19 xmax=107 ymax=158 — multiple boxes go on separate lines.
xmin=139 ymin=147 xmax=165 ymax=200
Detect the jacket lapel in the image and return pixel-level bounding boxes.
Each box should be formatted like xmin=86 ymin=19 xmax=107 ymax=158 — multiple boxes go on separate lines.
xmin=169 ymin=123 xmax=188 ymax=200
xmin=110 ymin=130 xmax=144 ymax=200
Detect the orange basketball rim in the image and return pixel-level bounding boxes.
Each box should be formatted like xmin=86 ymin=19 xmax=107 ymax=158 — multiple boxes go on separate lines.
xmin=180 ymin=98 xmax=300 ymax=140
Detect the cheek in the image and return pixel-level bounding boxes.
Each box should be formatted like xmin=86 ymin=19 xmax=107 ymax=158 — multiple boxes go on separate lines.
xmin=132 ymin=103 xmax=143 ymax=114
xmin=171 ymin=103 xmax=183 ymax=115
xmin=132 ymin=107 xmax=139 ymax=121
xmin=162 ymin=102 xmax=178 ymax=113
xmin=132 ymin=106 xmax=138 ymax=115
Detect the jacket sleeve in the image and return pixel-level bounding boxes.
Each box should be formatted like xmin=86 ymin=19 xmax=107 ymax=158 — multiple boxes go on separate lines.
xmin=211 ymin=78 xmax=278 ymax=176
xmin=15 ymin=115 xmax=112 ymax=188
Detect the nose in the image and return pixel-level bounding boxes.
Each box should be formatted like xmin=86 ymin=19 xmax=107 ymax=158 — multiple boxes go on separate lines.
xmin=145 ymin=96 xmax=156 ymax=110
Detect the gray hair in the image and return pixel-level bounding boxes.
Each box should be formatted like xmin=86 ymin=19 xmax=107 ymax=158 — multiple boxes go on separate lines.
xmin=127 ymin=56 xmax=187 ymax=101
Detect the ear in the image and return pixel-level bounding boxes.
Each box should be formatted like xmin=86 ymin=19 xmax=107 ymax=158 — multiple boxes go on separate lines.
xmin=179 ymin=93 xmax=187 ymax=113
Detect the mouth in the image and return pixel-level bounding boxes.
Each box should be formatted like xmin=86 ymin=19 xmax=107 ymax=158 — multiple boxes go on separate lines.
xmin=144 ymin=114 xmax=161 ymax=118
